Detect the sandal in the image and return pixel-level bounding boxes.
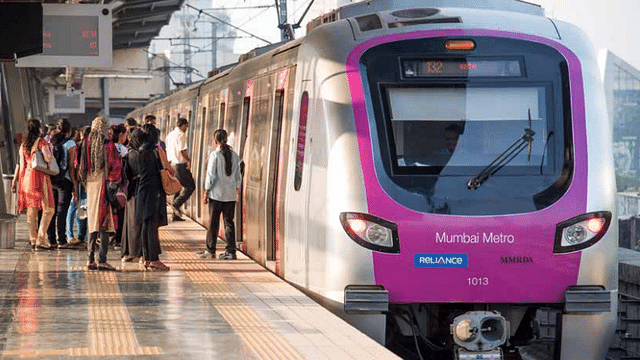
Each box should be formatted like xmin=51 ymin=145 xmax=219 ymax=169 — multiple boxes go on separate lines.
xmin=147 ymin=261 xmax=170 ymax=271
xmin=68 ymin=238 xmax=83 ymax=245
xmin=97 ymin=262 xmax=117 ymax=271
xmin=35 ymin=243 xmax=53 ymax=251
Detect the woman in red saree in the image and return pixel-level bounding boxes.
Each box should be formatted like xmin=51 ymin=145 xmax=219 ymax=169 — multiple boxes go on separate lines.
xmin=12 ymin=119 xmax=55 ymax=250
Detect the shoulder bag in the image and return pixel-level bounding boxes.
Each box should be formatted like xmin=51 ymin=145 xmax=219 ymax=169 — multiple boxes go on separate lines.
xmin=104 ymin=144 xmax=128 ymax=209
xmin=31 ymin=149 xmax=60 ymax=176
xmin=156 ymin=149 xmax=181 ymax=195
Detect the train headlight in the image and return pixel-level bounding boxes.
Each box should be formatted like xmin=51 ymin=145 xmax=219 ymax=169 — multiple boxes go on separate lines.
xmin=554 ymin=211 xmax=611 ymax=253
xmin=455 ymin=319 xmax=475 ymax=342
xmin=340 ymin=212 xmax=400 ymax=253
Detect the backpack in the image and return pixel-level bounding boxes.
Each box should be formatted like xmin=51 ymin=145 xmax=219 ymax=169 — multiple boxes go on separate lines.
xmin=50 ymin=140 xmax=67 ymax=187
xmin=76 ymin=137 xmax=89 ymax=184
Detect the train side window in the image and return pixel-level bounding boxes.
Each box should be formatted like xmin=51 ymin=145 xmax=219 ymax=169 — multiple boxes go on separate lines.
xmin=294 ymin=92 xmax=309 ymax=191
xmin=219 ymin=102 xmax=226 ymax=127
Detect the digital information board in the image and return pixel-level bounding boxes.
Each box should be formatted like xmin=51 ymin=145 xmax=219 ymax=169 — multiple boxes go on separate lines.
xmin=401 ymin=58 xmax=523 ymax=78
xmin=16 ymin=4 xmax=112 ymax=68
xmin=48 ymin=89 xmax=85 ymax=114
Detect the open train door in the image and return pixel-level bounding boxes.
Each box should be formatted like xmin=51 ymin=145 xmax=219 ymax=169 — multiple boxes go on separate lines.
xmin=243 ymin=68 xmax=293 ymax=273
xmin=268 ymin=68 xmax=295 ymax=276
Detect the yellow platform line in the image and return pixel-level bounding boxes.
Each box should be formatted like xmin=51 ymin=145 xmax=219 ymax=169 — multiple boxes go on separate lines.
xmin=160 ymin=228 xmax=304 ymax=360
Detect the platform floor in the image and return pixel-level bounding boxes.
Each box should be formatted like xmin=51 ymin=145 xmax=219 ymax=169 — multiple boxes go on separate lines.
xmin=0 ymin=214 xmax=399 ymax=359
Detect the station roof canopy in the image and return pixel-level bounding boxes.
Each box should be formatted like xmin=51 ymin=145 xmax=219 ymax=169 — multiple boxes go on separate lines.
xmin=110 ymin=0 xmax=186 ymax=50
xmin=10 ymin=0 xmax=186 ymax=50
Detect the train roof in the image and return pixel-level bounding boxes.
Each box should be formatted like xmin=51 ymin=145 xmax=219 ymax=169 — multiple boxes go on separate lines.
xmin=307 ymin=0 xmax=544 ymax=32
xmin=341 ymin=0 xmax=542 ymax=16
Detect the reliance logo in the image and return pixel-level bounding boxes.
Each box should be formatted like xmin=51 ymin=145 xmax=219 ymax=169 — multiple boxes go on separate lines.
xmin=414 ymin=254 xmax=468 ymax=268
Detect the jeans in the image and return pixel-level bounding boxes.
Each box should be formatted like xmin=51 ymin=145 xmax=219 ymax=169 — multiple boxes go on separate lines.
xmin=66 ymin=189 xmax=87 ymax=241
xmin=48 ymin=179 xmax=73 ymax=245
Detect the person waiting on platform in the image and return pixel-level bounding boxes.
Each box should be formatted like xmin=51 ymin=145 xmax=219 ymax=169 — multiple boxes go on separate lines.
xmin=82 ymin=117 xmax=121 ymax=271
xmin=129 ymin=124 xmax=169 ymax=271
xmin=47 ymin=118 xmax=75 ymax=249
xmin=165 ymin=117 xmax=195 ymax=221
xmin=120 ymin=127 xmax=145 ymax=263
xmin=66 ymin=126 xmax=88 ymax=248
xmin=12 ymin=119 xmax=56 ymax=250
xmin=198 ymin=129 xmax=242 ymax=260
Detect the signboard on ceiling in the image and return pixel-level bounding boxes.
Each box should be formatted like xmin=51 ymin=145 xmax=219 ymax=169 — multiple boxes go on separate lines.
xmin=48 ymin=89 xmax=85 ymax=114
xmin=16 ymin=4 xmax=112 ymax=68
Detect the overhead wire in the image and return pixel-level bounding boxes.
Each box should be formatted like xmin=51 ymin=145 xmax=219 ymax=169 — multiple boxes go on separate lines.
xmin=184 ymin=4 xmax=273 ymax=45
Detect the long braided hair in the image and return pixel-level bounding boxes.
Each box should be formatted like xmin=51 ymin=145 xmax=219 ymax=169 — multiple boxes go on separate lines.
xmin=213 ymin=129 xmax=232 ymax=176
xmin=89 ymin=117 xmax=109 ymax=173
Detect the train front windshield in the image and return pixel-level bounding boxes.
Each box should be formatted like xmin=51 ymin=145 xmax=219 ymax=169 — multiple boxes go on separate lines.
xmin=388 ymin=86 xmax=547 ymax=172
xmin=363 ymin=37 xmax=573 ymax=215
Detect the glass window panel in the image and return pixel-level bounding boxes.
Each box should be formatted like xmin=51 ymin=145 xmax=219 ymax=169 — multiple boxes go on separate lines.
xmin=388 ymin=86 xmax=547 ymax=171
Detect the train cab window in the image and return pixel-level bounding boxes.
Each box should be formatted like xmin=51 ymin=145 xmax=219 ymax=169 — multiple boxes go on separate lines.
xmin=387 ymin=86 xmax=548 ymax=174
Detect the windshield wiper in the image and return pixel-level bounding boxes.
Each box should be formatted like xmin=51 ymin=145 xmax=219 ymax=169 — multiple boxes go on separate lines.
xmin=467 ymin=110 xmax=535 ymax=190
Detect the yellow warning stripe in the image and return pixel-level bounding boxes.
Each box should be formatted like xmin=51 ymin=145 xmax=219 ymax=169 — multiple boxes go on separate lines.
xmin=160 ymin=228 xmax=304 ymax=360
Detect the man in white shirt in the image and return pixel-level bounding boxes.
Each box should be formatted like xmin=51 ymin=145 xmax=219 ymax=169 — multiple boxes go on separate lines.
xmin=165 ymin=118 xmax=195 ymax=221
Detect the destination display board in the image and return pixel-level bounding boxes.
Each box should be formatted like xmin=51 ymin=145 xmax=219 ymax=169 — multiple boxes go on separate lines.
xmin=402 ymin=58 xmax=522 ymax=78
xmin=16 ymin=4 xmax=112 ymax=68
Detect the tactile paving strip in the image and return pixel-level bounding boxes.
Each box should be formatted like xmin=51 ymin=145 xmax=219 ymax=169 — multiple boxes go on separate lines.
xmin=3 ymin=266 xmax=162 ymax=358
xmin=160 ymin=228 xmax=303 ymax=360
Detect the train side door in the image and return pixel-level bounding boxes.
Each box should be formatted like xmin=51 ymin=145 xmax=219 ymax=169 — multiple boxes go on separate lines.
xmin=287 ymin=87 xmax=310 ymax=285
xmin=243 ymin=78 xmax=267 ymax=264
xmin=201 ymin=90 xmax=225 ymax=231
xmin=192 ymin=93 xmax=208 ymax=222
xmin=235 ymin=95 xmax=249 ymax=247
xmin=268 ymin=67 xmax=295 ymax=276
xmin=265 ymin=89 xmax=284 ymax=271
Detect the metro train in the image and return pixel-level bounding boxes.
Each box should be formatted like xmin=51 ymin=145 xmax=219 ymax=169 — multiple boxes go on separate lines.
xmin=128 ymin=0 xmax=618 ymax=358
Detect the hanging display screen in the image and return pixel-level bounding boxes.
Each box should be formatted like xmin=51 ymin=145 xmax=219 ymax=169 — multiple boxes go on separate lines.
xmin=15 ymin=4 xmax=112 ymax=68
xmin=43 ymin=16 xmax=98 ymax=56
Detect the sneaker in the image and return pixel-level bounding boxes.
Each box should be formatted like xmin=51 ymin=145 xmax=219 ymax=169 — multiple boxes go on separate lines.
xmin=219 ymin=251 xmax=237 ymax=260
xmin=172 ymin=215 xmax=185 ymax=222
xmin=197 ymin=250 xmax=214 ymax=259
xmin=86 ymin=262 xmax=97 ymax=270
